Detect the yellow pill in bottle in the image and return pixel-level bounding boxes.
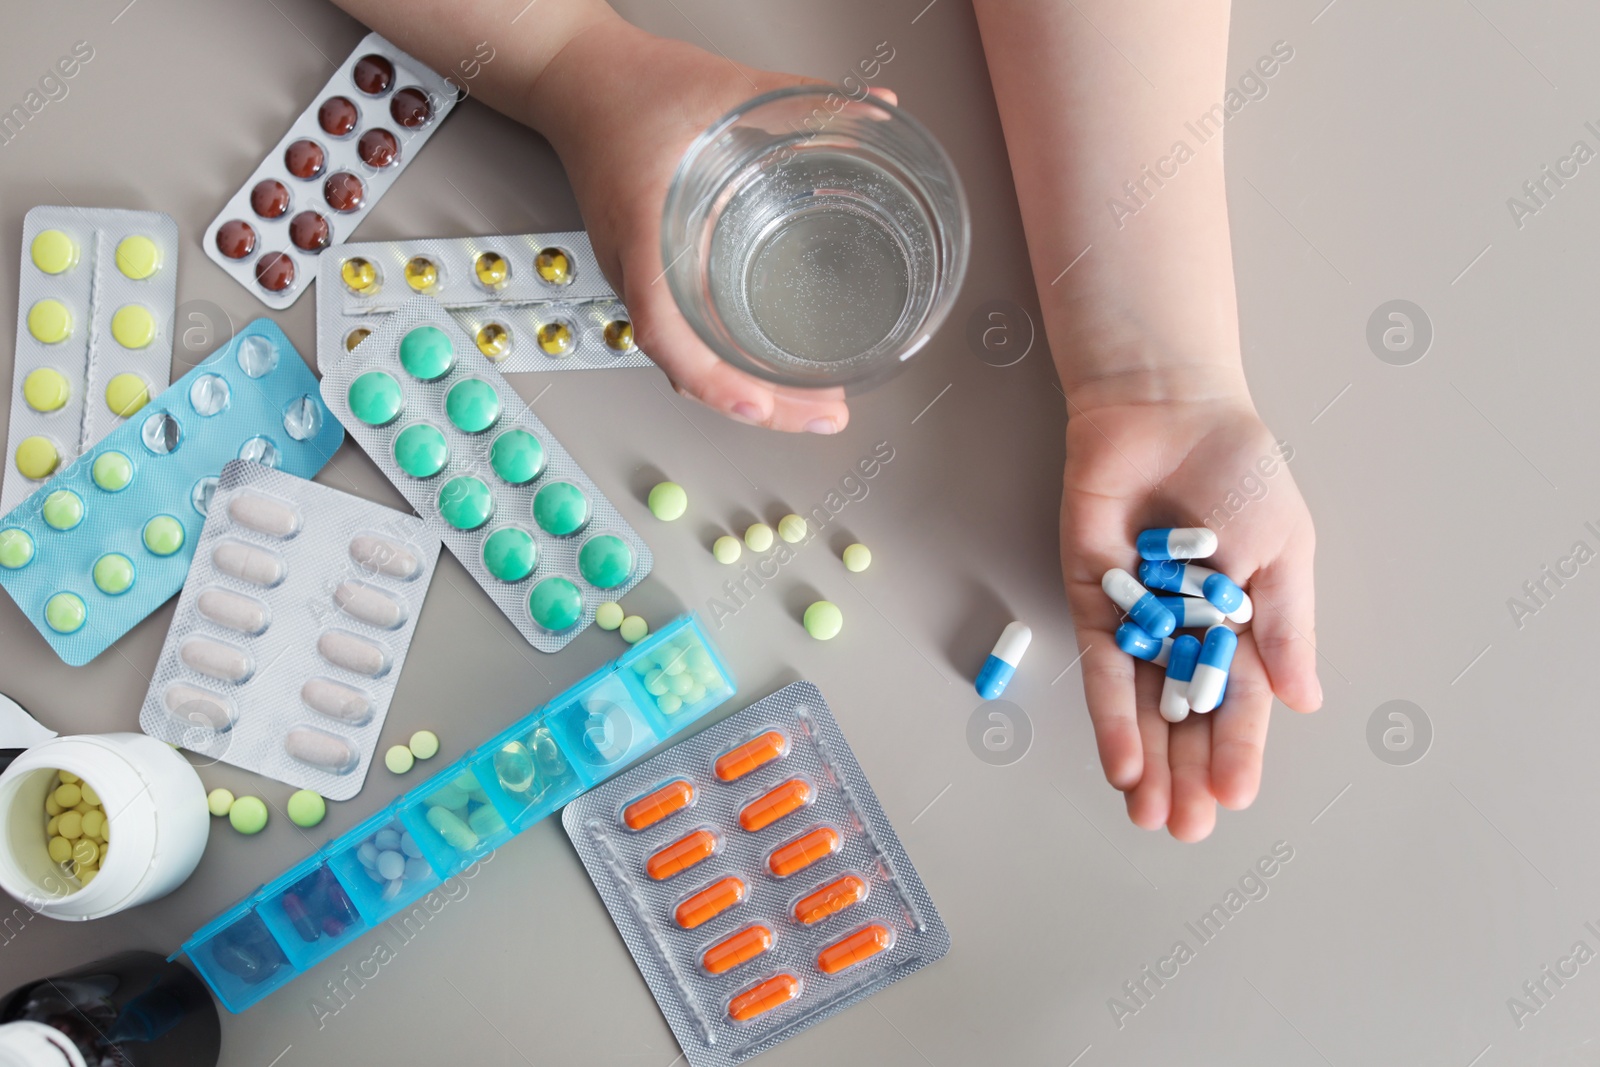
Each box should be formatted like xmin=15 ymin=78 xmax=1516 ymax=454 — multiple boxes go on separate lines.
xmin=603 ymin=320 xmax=634 ymax=352
xmin=537 ymin=321 xmax=573 ymax=356
xmin=474 ymin=251 xmax=509 ymax=290
xmin=341 ymin=257 xmax=379 ymax=294
xmin=534 ymin=248 xmax=571 ymax=285
xmin=404 ymin=256 xmax=438 ymax=292
xmin=475 ymin=322 xmax=511 ymax=361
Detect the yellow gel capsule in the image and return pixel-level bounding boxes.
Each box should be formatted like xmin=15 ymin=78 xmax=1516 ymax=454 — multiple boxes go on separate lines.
xmin=31 ymin=230 xmax=77 ymax=274
xmin=115 ymin=235 xmax=161 ymax=279
xmin=537 ymin=321 xmax=573 ymax=356
xmin=603 ymin=320 xmax=634 ymax=352
xmin=48 ymin=836 xmax=72 ymax=864
xmin=475 ymin=322 xmax=511 ymax=361
xmin=474 ymin=251 xmax=509 ymax=290
xmin=404 ymin=256 xmax=438 ymax=292
xmin=27 ymin=299 xmax=71 ymax=344
xmin=341 ymin=257 xmax=379 ymax=293
xmin=111 ymin=305 xmax=156 ymax=349
xmin=23 ymin=368 xmax=70 ymax=412
xmin=345 ymin=327 xmax=371 ymax=352
xmin=534 ymin=248 xmax=571 ymax=284
xmin=15 ymin=437 xmax=59 ymax=480
xmin=104 ymin=374 xmax=150 ymax=417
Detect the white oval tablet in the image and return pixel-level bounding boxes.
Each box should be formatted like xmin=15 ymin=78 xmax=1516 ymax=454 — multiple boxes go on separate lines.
xmin=301 ymin=677 xmax=373 ymax=724
xmin=333 ymin=580 xmax=405 ymax=629
xmin=197 ymin=587 xmax=271 ymax=635
xmin=227 ymin=490 xmax=301 ymax=537
xmin=285 ymin=726 xmax=357 ymax=773
xmin=179 ymin=636 xmax=254 ymax=683
xmin=162 ymin=683 xmax=236 ymax=730
xmin=349 ymin=534 xmax=419 ymax=580
xmin=317 ymin=630 xmax=389 ymax=677
xmin=212 ymin=540 xmax=285 ymax=587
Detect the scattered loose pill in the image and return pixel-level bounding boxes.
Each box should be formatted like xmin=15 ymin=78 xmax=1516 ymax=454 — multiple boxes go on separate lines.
xmin=767 ymin=825 xmax=841 ymax=878
xmin=739 ymin=779 xmax=812 ymax=832
xmin=713 ymin=536 xmax=742 ymax=564
xmin=619 ymin=615 xmax=648 ymax=644
xmin=595 ymin=602 xmax=625 ymax=631
xmin=744 ymin=523 xmax=774 ymax=552
xmin=703 ymin=925 xmax=773 ymax=976
xmin=817 ymin=923 xmax=893 ymax=974
xmin=803 ymin=601 xmax=843 ymax=641
xmin=675 ymin=875 xmax=746 ymax=929
xmin=728 ymin=974 xmax=800 ymax=1022
xmin=842 ymin=543 xmax=871 ymax=572
xmin=976 ymin=621 xmax=1031 ymax=700
xmin=409 ymin=730 xmax=440 ymax=760
xmin=715 ymin=730 xmax=787 ymax=782
xmin=207 ymin=788 xmax=235 ymax=817
xmin=623 ymin=780 xmax=695 ymax=831
xmin=647 ymin=481 xmax=688 ymax=522
xmin=778 ymin=514 xmax=807 ymax=543
xmin=794 ymin=874 xmax=867 ymax=924
xmin=647 ymin=828 xmax=718 ymax=880
xmin=385 ymin=745 xmax=414 ymax=774
xmin=287 ymin=790 xmax=326 ymax=828
xmin=229 ymin=796 xmax=268 ymax=834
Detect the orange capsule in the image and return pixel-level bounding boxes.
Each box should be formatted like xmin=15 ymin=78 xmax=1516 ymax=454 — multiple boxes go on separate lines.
xmin=793 ymin=874 xmax=867 ymax=925
xmin=624 ymin=779 xmax=695 ymax=831
xmin=702 ymin=924 xmax=773 ymax=975
xmin=676 ymin=875 xmax=746 ymax=929
xmin=714 ymin=730 xmax=787 ymax=782
xmin=728 ymin=974 xmax=800 ymax=1022
xmin=767 ymin=826 xmax=841 ymax=878
xmin=817 ymin=923 xmax=893 ymax=974
xmin=739 ymin=778 xmax=811 ymax=832
xmin=647 ymin=828 xmax=718 ymax=880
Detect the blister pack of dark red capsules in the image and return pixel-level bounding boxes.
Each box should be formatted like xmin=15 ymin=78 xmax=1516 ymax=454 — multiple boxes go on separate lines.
xmin=316 ymin=231 xmax=653 ymax=373
xmin=562 ymin=682 xmax=950 ymax=1067
xmin=204 ymin=33 xmax=459 ymax=309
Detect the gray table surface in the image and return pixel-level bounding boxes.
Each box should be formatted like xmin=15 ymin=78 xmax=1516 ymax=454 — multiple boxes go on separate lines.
xmin=2 ymin=0 xmax=1595 ymax=1063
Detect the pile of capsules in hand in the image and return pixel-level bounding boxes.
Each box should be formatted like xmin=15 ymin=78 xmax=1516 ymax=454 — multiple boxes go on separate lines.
xmin=1105 ymin=527 xmax=1251 ymax=724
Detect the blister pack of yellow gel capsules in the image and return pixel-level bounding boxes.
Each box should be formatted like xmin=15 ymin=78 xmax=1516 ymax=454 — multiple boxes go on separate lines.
xmin=316 ymin=231 xmax=653 ymax=373
xmin=204 ymin=33 xmax=459 ymax=309
xmin=4 ymin=206 xmax=178 ymax=513
xmin=139 ymin=461 xmax=440 ymax=799
xmin=562 ymin=682 xmax=950 ymax=1067
xmin=319 ymin=297 xmax=652 ymax=651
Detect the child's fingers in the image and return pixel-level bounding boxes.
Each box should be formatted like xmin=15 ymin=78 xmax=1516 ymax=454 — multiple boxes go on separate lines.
xmin=1124 ymin=689 xmax=1172 ymax=830
xmin=1076 ymin=631 xmax=1144 ymax=790
xmin=1165 ymin=715 xmax=1217 ymax=842
xmin=1207 ymin=638 xmax=1273 ymax=810
xmin=1243 ymin=527 xmax=1321 ymax=714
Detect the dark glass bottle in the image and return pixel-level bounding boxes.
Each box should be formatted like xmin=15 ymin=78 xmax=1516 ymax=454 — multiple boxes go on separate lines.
xmin=0 ymin=950 xmax=220 ymax=1067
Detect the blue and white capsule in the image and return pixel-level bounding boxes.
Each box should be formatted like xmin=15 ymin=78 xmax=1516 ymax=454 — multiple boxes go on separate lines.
xmin=1136 ymin=527 xmax=1218 ymax=561
xmin=1138 ymin=561 xmax=1253 ymax=624
xmin=1115 ymin=622 xmax=1174 ymax=667
xmin=976 ymin=621 xmax=1032 ymax=699
xmin=1155 ymin=596 xmax=1228 ymax=629
xmin=1187 ymin=625 xmax=1237 ymax=713
xmin=1102 ymin=568 xmax=1175 ymax=638
xmin=1160 ymin=634 xmax=1201 ymax=723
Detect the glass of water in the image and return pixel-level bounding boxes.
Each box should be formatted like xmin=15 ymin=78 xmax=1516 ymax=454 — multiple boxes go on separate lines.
xmin=662 ymin=87 xmax=969 ymax=389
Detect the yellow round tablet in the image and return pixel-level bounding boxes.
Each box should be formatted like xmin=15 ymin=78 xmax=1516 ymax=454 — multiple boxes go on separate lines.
xmin=110 ymin=305 xmax=156 ymax=349
xmin=15 ymin=436 xmax=59 ymax=480
xmin=115 ymin=235 xmax=161 ymax=280
xmin=27 ymin=300 xmax=71 ymax=344
xmin=31 ymin=230 xmax=78 ymax=275
xmin=104 ymin=374 xmax=150 ymax=417
xmin=23 ymin=368 xmax=70 ymax=412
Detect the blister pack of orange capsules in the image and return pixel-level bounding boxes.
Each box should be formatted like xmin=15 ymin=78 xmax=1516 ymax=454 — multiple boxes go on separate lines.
xmin=562 ymin=681 xmax=949 ymax=1067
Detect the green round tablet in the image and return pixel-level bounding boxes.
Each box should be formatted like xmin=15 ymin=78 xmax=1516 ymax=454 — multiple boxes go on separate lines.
xmin=41 ymin=490 xmax=83 ymax=531
xmin=142 ymin=514 xmax=184 ymax=556
xmin=385 ymin=745 xmax=414 ymax=774
xmin=393 ymin=423 xmax=449 ymax=478
xmin=44 ymin=592 xmax=85 ymax=634
xmin=647 ymin=481 xmax=687 ymax=521
xmin=489 ymin=429 xmax=545 ymax=485
xmin=578 ymin=534 xmax=633 ymax=589
xmin=482 ymin=526 xmax=536 ymax=581
xmin=91 ymin=451 xmax=133 ymax=492
xmin=595 ymin=601 xmax=624 ymax=630
xmin=409 ymin=730 xmax=440 ymax=760
xmin=228 ymin=795 xmax=268 ymax=834
xmin=438 ymin=475 xmax=493 ymax=531
xmin=445 ymin=378 xmax=500 ymax=433
xmin=286 ymin=789 xmax=326 ymax=828
xmin=618 ymin=615 xmax=648 ymax=644
xmin=712 ymin=535 xmax=741 ymax=565
xmin=398 ymin=325 xmax=455 ymax=381
xmin=348 ymin=371 xmax=403 ymax=426
xmin=528 ymin=576 xmax=582 ymax=631
xmin=207 ymin=788 xmax=234 ymax=817
xmin=0 ymin=528 xmax=34 ymax=570
xmin=843 ymin=543 xmax=872 ymax=572
xmin=533 ymin=480 xmax=588 ymax=536
xmin=93 ymin=553 xmax=135 ymax=595
xmin=803 ymin=600 xmax=843 ymax=640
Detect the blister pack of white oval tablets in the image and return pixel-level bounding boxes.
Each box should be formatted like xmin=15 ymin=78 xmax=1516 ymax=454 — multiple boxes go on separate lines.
xmin=4 ymin=206 xmax=178 ymax=513
xmin=138 ymin=461 xmax=440 ymax=799
xmin=316 ymin=231 xmax=654 ymax=373
xmin=319 ymin=297 xmax=652 ymax=652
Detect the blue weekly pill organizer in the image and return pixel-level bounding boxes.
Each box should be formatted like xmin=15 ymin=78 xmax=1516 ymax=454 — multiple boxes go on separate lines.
xmin=0 ymin=319 xmax=343 ymax=665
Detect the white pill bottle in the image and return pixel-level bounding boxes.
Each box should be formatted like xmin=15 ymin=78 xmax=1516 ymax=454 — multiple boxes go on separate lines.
xmin=0 ymin=733 xmax=209 ymax=920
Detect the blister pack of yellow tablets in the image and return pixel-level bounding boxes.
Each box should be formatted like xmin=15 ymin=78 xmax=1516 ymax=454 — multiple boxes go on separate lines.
xmin=316 ymin=232 xmax=653 ymax=373
xmin=4 ymin=206 xmax=178 ymax=513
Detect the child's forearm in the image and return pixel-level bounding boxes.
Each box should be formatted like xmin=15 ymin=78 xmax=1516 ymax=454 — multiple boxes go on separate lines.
xmin=971 ymin=0 xmax=1248 ymax=411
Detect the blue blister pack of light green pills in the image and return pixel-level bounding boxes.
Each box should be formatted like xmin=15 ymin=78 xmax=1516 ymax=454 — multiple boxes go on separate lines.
xmin=177 ymin=613 xmax=735 ymax=1013
xmin=0 ymin=319 xmax=343 ymax=665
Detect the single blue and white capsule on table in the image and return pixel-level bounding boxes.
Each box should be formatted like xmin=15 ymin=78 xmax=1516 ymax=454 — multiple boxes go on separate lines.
xmin=976 ymin=621 xmax=1032 ymax=699
xmin=1136 ymin=527 xmax=1219 ymax=561
xmin=1115 ymin=622 xmax=1174 ymax=667
xmin=1138 ymin=561 xmax=1252 ymax=624
xmin=1160 ymin=634 xmax=1202 ymax=723
xmin=1155 ymin=596 xmax=1228 ymax=629
xmin=1187 ymin=625 xmax=1238 ymax=713
xmin=1102 ymin=568 xmax=1175 ymax=638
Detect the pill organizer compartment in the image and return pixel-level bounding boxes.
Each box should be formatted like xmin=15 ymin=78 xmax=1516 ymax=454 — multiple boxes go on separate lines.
xmin=396 ymin=764 xmax=516 ymax=878
xmin=181 ymin=904 xmax=296 ymax=1013
xmin=326 ymin=810 xmax=443 ymax=925
xmin=481 ymin=715 xmax=583 ymax=831
xmin=546 ymin=673 xmax=664 ymax=789
xmin=617 ymin=616 xmax=737 ymax=735
xmin=255 ymin=860 xmax=370 ymax=971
